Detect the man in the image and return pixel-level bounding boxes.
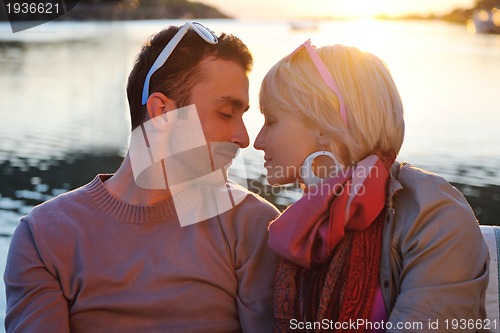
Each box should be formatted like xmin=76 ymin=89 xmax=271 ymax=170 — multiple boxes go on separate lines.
xmin=5 ymin=22 xmax=280 ymax=333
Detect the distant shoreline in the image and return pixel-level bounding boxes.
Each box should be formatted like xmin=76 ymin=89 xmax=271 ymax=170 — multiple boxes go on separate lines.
xmin=374 ymin=9 xmax=474 ymax=25
xmin=0 ymin=0 xmax=231 ymax=22
xmin=295 ymin=11 xmax=473 ymax=26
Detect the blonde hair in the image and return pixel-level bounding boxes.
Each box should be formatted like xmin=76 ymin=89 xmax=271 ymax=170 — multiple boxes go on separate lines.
xmin=259 ymin=44 xmax=405 ymax=165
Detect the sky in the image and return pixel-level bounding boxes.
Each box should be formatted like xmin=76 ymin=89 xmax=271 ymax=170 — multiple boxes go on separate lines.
xmin=199 ymin=0 xmax=477 ymax=19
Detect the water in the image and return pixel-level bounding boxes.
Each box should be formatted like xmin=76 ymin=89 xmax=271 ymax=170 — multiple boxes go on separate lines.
xmin=1 ymin=18 xmax=500 ymax=327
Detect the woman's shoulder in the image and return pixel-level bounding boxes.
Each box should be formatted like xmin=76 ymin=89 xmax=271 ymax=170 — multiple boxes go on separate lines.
xmin=392 ymin=161 xmax=468 ymax=206
xmin=395 ymin=161 xmax=449 ymax=187
xmin=390 ymin=161 xmax=479 ymax=238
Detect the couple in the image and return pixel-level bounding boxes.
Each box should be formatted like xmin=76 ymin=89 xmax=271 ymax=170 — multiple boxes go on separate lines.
xmin=4 ymin=22 xmax=488 ymax=332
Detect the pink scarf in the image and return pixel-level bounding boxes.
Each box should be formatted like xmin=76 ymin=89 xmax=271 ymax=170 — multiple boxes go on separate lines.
xmin=268 ymin=154 xmax=390 ymax=268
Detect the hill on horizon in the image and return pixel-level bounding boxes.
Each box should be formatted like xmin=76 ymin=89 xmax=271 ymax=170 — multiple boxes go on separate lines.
xmin=0 ymin=0 xmax=231 ymax=22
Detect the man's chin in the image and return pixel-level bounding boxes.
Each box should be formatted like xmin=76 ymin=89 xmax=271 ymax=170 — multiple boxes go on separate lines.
xmin=210 ymin=143 xmax=239 ymax=166
xmin=212 ymin=154 xmax=233 ymax=170
xmin=266 ymin=177 xmax=286 ymax=187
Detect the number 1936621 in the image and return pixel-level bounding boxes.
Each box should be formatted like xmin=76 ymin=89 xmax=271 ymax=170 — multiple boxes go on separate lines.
xmin=6 ymin=2 xmax=60 ymax=14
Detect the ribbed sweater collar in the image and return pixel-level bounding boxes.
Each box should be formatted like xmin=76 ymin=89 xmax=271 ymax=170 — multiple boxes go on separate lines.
xmin=85 ymin=174 xmax=178 ymax=224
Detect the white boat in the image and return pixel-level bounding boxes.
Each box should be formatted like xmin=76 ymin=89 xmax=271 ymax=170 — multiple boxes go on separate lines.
xmin=289 ymin=20 xmax=319 ymax=31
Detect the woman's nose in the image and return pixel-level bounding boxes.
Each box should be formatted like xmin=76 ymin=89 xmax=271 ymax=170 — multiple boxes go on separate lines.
xmin=253 ymin=126 xmax=266 ymax=151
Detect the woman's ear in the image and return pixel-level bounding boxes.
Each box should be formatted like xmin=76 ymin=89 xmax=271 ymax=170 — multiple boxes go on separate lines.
xmin=145 ymin=92 xmax=177 ymax=120
xmin=318 ymin=132 xmax=329 ymax=148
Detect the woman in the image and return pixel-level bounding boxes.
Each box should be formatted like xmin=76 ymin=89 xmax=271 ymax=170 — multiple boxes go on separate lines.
xmin=254 ymin=40 xmax=489 ymax=332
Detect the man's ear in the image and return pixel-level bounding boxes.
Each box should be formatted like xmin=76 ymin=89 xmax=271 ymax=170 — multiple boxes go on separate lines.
xmin=145 ymin=92 xmax=177 ymax=120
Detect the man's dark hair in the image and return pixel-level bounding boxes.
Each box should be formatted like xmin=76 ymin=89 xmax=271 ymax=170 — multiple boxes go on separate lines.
xmin=126 ymin=25 xmax=253 ymax=130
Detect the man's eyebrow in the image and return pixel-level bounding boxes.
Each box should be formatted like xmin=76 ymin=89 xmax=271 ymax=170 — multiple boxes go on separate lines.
xmin=219 ymin=96 xmax=250 ymax=112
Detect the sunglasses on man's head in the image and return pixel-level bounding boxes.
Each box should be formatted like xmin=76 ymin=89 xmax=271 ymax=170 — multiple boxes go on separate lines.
xmin=286 ymin=40 xmax=348 ymax=127
xmin=142 ymin=21 xmax=218 ymax=105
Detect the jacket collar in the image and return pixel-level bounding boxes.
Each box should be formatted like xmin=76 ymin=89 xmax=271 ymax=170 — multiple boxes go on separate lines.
xmin=387 ymin=161 xmax=404 ymax=209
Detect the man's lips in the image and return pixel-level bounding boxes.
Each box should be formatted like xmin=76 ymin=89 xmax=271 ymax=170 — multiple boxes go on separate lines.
xmin=210 ymin=143 xmax=239 ymax=161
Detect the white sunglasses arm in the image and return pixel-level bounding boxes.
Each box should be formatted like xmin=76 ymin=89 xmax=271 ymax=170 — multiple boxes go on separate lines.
xmin=141 ymin=23 xmax=191 ymax=105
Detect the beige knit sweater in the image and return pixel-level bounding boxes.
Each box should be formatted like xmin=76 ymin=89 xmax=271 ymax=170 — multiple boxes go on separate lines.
xmin=5 ymin=174 xmax=280 ymax=333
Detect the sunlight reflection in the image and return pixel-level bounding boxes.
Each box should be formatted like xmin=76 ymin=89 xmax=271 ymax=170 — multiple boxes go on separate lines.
xmin=315 ymin=19 xmax=397 ymax=58
xmin=492 ymin=8 xmax=500 ymax=27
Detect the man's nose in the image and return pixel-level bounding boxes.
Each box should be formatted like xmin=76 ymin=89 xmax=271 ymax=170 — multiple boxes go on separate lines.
xmin=232 ymin=118 xmax=250 ymax=148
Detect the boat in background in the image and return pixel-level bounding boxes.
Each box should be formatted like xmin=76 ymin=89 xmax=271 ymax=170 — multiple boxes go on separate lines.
xmin=289 ymin=20 xmax=319 ymax=31
xmin=470 ymin=7 xmax=500 ymax=33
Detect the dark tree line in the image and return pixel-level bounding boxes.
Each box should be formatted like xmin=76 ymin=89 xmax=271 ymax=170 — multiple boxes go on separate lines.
xmin=475 ymin=0 xmax=500 ymax=9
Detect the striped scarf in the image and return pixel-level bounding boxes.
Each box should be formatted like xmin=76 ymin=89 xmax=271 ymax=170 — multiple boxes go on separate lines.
xmin=269 ymin=153 xmax=395 ymax=332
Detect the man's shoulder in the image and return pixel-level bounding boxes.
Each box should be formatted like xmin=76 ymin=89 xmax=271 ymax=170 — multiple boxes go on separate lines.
xmin=214 ymin=181 xmax=280 ymax=232
xmin=227 ymin=181 xmax=280 ymax=217
xmin=24 ymin=176 xmax=98 ymax=225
